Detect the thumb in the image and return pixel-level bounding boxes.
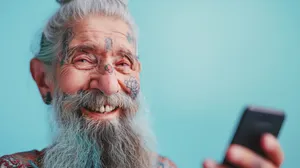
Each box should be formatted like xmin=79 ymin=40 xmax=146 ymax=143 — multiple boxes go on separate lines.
xmin=202 ymin=159 xmax=227 ymax=168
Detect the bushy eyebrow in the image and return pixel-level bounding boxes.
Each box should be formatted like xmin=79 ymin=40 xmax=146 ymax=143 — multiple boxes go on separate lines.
xmin=67 ymin=42 xmax=137 ymax=65
xmin=68 ymin=43 xmax=97 ymax=52
xmin=117 ymin=48 xmax=137 ymax=64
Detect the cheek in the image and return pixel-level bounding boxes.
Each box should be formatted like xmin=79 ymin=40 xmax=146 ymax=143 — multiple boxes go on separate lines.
xmin=120 ymin=74 xmax=140 ymax=99
xmin=58 ymin=68 xmax=90 ymax=94
xmin=135 ymin=72 xmax=140 ymax=81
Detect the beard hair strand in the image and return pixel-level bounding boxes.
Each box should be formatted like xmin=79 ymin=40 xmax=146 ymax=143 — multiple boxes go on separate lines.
xmin=42 ymin=88 xmax=157 ymax=168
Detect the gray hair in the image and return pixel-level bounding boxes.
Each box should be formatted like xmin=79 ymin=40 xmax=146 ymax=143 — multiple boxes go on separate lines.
xmin=35 ymin=0 xmax=138 ymax=76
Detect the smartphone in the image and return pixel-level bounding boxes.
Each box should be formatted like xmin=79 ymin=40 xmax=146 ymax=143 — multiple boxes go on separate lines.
xmin=222 ymin=105 xmax=286 ymax=167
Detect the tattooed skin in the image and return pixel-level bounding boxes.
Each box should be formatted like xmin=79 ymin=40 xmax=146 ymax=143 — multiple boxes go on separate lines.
xmin=105 ymin=37 xmax=113 ymax=51
xmin=44 ymin=92 xmax=52 ymax=105
xmin=61 ymin=28 xmax=75 ymax=65
xmin=104 ymin=64 xmax=113 ymax=74
xmin=126 ymin=32 xmax=133 ymax=44
xmin=124 ymin=76 xmax=140 ymax=99
xmin=135 ymin=55 xmax=140 ymax=60
xmin=125 ymin=33 xmax=139 ymax=60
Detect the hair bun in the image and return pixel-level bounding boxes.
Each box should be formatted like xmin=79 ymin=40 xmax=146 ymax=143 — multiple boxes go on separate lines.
xmin=56 ymin=0 xmax=129 ymax=6
xmin=56 ymin=0 xmax=72 ymax=5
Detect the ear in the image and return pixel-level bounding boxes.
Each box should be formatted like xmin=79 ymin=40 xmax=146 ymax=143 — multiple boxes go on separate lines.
xmin=30 ymin=58 xmax=53 ymax=105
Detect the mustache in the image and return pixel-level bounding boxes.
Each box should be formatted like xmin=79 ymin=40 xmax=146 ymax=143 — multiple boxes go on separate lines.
xmin=57 ymin=89 xmax=139 ymax=113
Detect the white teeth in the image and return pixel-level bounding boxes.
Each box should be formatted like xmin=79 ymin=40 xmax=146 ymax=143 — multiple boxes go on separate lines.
xmin=105 ymin=105 xmax=116 ymax=112
xmin=100 ymin=106 xmax=105 ymax=113
xmin=111 ymin=106 xmax=115 ymax=111
xmin=105 ymin=105 xmax=110 ymax=112
xmin=87 ymin=105 xmax=117 ymax=113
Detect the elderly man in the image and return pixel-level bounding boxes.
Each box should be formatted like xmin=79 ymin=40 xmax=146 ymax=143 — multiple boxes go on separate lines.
xmin=0 ymin=0 xmax=285 ymax=168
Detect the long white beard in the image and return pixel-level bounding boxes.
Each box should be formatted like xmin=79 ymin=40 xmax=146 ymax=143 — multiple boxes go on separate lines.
xmin=43 ymin=88 xmax=157 ymax=168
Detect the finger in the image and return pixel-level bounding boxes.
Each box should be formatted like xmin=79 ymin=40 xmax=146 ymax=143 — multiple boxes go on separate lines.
xmin=226 ymin=144 xmax=276 ymax=168
xmin=202 ymin=159 xmax=227 ymax=168
xmin=261 ymin=133 xmax=284 ymax=166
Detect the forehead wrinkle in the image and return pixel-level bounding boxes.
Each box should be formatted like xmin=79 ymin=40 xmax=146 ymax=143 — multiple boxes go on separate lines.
xmin=111 ymin=30 xmax=129 ymax=38
xmin=72 ymin=30 xmax=130 ymax=48
xmin=72 ymin=31 xmax=133 ymax=50
xmin=75 ymin=30 xmax=128 ymax=40
xmin=70 ymin=40 xmax=135 ymax=59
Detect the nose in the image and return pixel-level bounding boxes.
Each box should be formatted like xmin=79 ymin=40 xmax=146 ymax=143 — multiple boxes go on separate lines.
xmin=89 ymin=69 xmax=119 ymax=96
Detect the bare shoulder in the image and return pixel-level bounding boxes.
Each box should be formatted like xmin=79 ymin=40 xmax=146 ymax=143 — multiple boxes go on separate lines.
xmin=0 ymin=150 xmax=44 ymax=168
xmin=157 ymin=155 xmax=177 ymax=168
xmin=0 ymin=154 xmax=28 ymax=168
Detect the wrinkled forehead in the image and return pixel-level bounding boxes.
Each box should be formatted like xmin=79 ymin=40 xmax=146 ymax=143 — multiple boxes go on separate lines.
xmin=70 ymin=15 xmax=135 ymax=53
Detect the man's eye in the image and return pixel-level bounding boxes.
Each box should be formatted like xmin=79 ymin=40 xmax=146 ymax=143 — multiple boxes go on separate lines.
xmin=76 ymin=59 xmax=89 ymax=63
xmin=117 ymin=62 xmax=130 ymax=67
xmin=72 ymin=55 xmax=97 ymax=70
xmin=73 ymin=54 xmax=96 ymax=64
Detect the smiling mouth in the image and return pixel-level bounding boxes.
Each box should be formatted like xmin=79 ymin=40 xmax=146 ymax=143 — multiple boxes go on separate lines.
xmin=82 ymin=105 xmax=120 ymax=119
xmin=84 ymin=105 xmax=119 ymax=114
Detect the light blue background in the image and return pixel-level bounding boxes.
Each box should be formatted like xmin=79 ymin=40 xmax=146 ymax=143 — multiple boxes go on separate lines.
xmin=0 ymin=0 xmax=299 ymax=167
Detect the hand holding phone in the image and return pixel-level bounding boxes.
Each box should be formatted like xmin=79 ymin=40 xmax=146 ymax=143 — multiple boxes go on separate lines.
xmin=202 ymin=105 xmax=286 ymax=168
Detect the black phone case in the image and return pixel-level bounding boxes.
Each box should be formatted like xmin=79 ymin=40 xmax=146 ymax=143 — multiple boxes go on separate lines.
xmin=222 ymin=106 xmax=285 ymax=168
